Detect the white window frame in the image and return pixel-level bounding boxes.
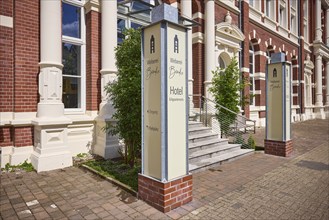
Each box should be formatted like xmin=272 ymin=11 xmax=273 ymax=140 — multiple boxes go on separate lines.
xmin=304 ymin=74 xmax=312 ymax=106
xmin=62 ymin=0 xmax=86 ymax=114
xmin=290 ymin=0 xmax=297 ymax=34
xmin=303 ymin=0 xmax=309 ymax=43
xmin=249 ymin=44 xmax=255 ymax=107
xmin=265 ymin=0 xmax=276 ymax=20
xmin=279 ymin=0 xmax=287 ymax=28
xmin=249 ymin=0 xmax=261 ymax=11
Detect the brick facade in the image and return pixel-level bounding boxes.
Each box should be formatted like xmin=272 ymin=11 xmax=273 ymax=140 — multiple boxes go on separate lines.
xmin=138 ymin=174 xmax=193 ymax=213
xmin=86 ymin=11 xmax=101 ymax=111
xmin=13 ymin=0 xmax=39 ymax=112
xmin=264 ymin=139 xmax=293 ymax=157
xmin=14 ymin=127 xmax=34 ymax=147
xmin=0 ymin=0 xmax=14 ymax=113
xmin=0 ymin=0 xmax=38 ymax=149
xmin=0 ymin=127 xmax=13 ymax=147
xmin=192 ymin=42 xmax=204 ymax=106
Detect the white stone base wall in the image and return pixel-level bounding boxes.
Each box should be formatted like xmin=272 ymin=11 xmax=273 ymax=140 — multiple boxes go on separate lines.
xmin=0 ymin=146 xmax=33 ymax=168
xmin=67 ymin=122 xmax=94 ymax=156
xmin=0 ymin=121 xmax=96 ymax=169
xmin=93 ymin=119 xmax=121 ymax=159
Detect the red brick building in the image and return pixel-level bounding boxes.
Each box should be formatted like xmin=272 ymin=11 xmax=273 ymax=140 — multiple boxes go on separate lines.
xmin=0 ymin=0 xmax=328 ymax=170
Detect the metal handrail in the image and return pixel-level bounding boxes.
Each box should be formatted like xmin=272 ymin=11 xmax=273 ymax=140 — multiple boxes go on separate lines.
xmin=203 ymin=96 xmax=256 ymax=124
xmin=189 ymin=94 xmax=256 ymax=134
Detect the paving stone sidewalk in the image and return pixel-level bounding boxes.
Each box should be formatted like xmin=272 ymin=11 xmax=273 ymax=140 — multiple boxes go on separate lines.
xmin=1 ymin=119 xmax=328 ymax=219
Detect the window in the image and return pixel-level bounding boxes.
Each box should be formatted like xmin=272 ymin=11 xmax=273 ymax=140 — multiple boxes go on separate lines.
xmin=303 ymin=0 xmax=308 ymax=42
xmin=62 ymin=0 xmax=86 ymax=111
xmin=265 ymin=0 xmax=275 ymax=20
xmin=219 ymin=56 xmax=226 ymax=69
xmin=290 ymin=0 xmax=297 ymax=34
xmin=249 ymin=44 xmax=255 ymax=106
xmin=249 ymin=0 xmax=261 ymax=11
xmin=279 ymin=1 xmax=287 ymax=28
xmin=305 ymin=74 xmax=312 ymax=106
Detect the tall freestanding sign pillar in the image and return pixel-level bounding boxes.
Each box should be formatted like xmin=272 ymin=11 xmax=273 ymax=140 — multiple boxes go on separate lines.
xmin=265 ymin=53 xmax=293 ymax=157
xmin=138 ymin=4 xmax=192 ymax=213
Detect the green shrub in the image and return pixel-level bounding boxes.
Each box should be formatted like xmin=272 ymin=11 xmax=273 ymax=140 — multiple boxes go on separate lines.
xmin=105 ymin=28 xmax=142 ymax=168
xmin=247 ymin=135 xmax=256 ymax=149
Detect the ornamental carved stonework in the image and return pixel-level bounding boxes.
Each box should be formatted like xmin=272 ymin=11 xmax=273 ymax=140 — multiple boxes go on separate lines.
xmin=39 ymin=67 xmax=62 ymax=102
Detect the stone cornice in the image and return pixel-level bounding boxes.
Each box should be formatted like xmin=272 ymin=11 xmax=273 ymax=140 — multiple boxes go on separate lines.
xmin=313 ymin=42 xmax=329 ymax=59
xmin=85 ymin=0 xmax=100 ymax=13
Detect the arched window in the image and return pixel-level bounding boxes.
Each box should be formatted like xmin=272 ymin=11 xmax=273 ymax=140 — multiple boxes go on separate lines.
xmin=304 ymin=74 xmax=312 ymax=106
xmin=249 ymin=44 xmax=255 ymax=106
xmin=219 ymin=56 xmax=226 ymax=69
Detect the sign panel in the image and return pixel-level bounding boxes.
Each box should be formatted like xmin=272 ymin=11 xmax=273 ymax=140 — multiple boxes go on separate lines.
xmin=167 ymin=23 xmax=187 ymax=180
xmin=267 ymin=63 xmax=283 ymax=141
xmin=143 ymin=23 xmax=162 ymax=179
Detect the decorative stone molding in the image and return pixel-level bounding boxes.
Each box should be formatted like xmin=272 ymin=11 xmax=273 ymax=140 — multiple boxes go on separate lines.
xmin=192 ymin=32 xmax=204 ymax=44
xmin=31 ymin=125 xmax=73 ymax=172
xmin=248 ymin=30 xmax=261 ymax=44
xmin=85 ymin=0 xmax=100 ymax=13
xmin=215 ymin=11 xmax=245 ymax=50
xmin=0 ymin=15 xmax=13 ymax=28
xmin=304 ymin=54 xmax=314 ymax=75
xmin=38 ymin=66 xmax=63 ymax=103
xmin=265 ymin=38 xmax=276 ymax=51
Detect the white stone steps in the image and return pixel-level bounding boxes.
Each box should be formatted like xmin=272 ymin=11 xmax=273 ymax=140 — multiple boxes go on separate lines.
xmin=188 ymin=121 xmax=204 ymax=129
xmin=189 ymin=149 xmax=254 ymax=172
xmin=188 ymin=120 xmax=254 ymax=173
xmin=189 ymin=144 xmax=241 ymax=163
xmin=189 ymin=138 xmax=229 ymax=154
xmin=188 ymin=132 xmax=218 ymax=143
xmin=188 ymin=126 xmax=212 ymax=136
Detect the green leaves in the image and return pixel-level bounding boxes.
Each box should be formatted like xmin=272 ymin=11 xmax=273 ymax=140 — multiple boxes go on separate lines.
xmin=105 ymin=28 xmax=142 ymax=167
xmin=209 ymin=57 xmax=245 ymax=136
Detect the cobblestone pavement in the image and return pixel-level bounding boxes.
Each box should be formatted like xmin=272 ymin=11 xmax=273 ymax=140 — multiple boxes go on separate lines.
xmin=1 ymin=119 xmax=328 ymax=219
xmin=181 ymin=143 xmax=329 ymax=220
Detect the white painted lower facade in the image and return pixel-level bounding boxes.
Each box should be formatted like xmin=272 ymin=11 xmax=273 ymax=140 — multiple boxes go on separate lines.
xmin=0 ymin=112 xmax=120 ymax=170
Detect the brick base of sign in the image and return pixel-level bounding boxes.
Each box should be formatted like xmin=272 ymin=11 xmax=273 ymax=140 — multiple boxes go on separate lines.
xmin=264 ymin=139 xmax=293 ymax=157
xmin=138 ymin=174 xmax=193 ymax=213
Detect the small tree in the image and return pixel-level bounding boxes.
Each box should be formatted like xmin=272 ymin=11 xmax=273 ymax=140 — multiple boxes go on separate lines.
xmin=209 ymin=57 xmax=246 ymax=136
xmin=105 ymin=28 xmax=141 ymax=167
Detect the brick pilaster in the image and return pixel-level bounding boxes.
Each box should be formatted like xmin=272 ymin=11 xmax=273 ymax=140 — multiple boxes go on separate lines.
xmin=299 ymin=0 xmax=305 ymax=114
xmin=86 ymin=11 xmax=101 ymax=111
xmin=241 ymin=0 xmax=250 ymax=117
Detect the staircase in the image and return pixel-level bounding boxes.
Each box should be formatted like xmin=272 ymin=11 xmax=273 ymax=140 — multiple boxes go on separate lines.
xmin=189 ymin=121 xmax=254 ymax=172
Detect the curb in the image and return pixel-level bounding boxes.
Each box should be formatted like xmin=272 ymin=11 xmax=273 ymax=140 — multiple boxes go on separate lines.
xmin=80 ymin=164 xmax=138 ymax=197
